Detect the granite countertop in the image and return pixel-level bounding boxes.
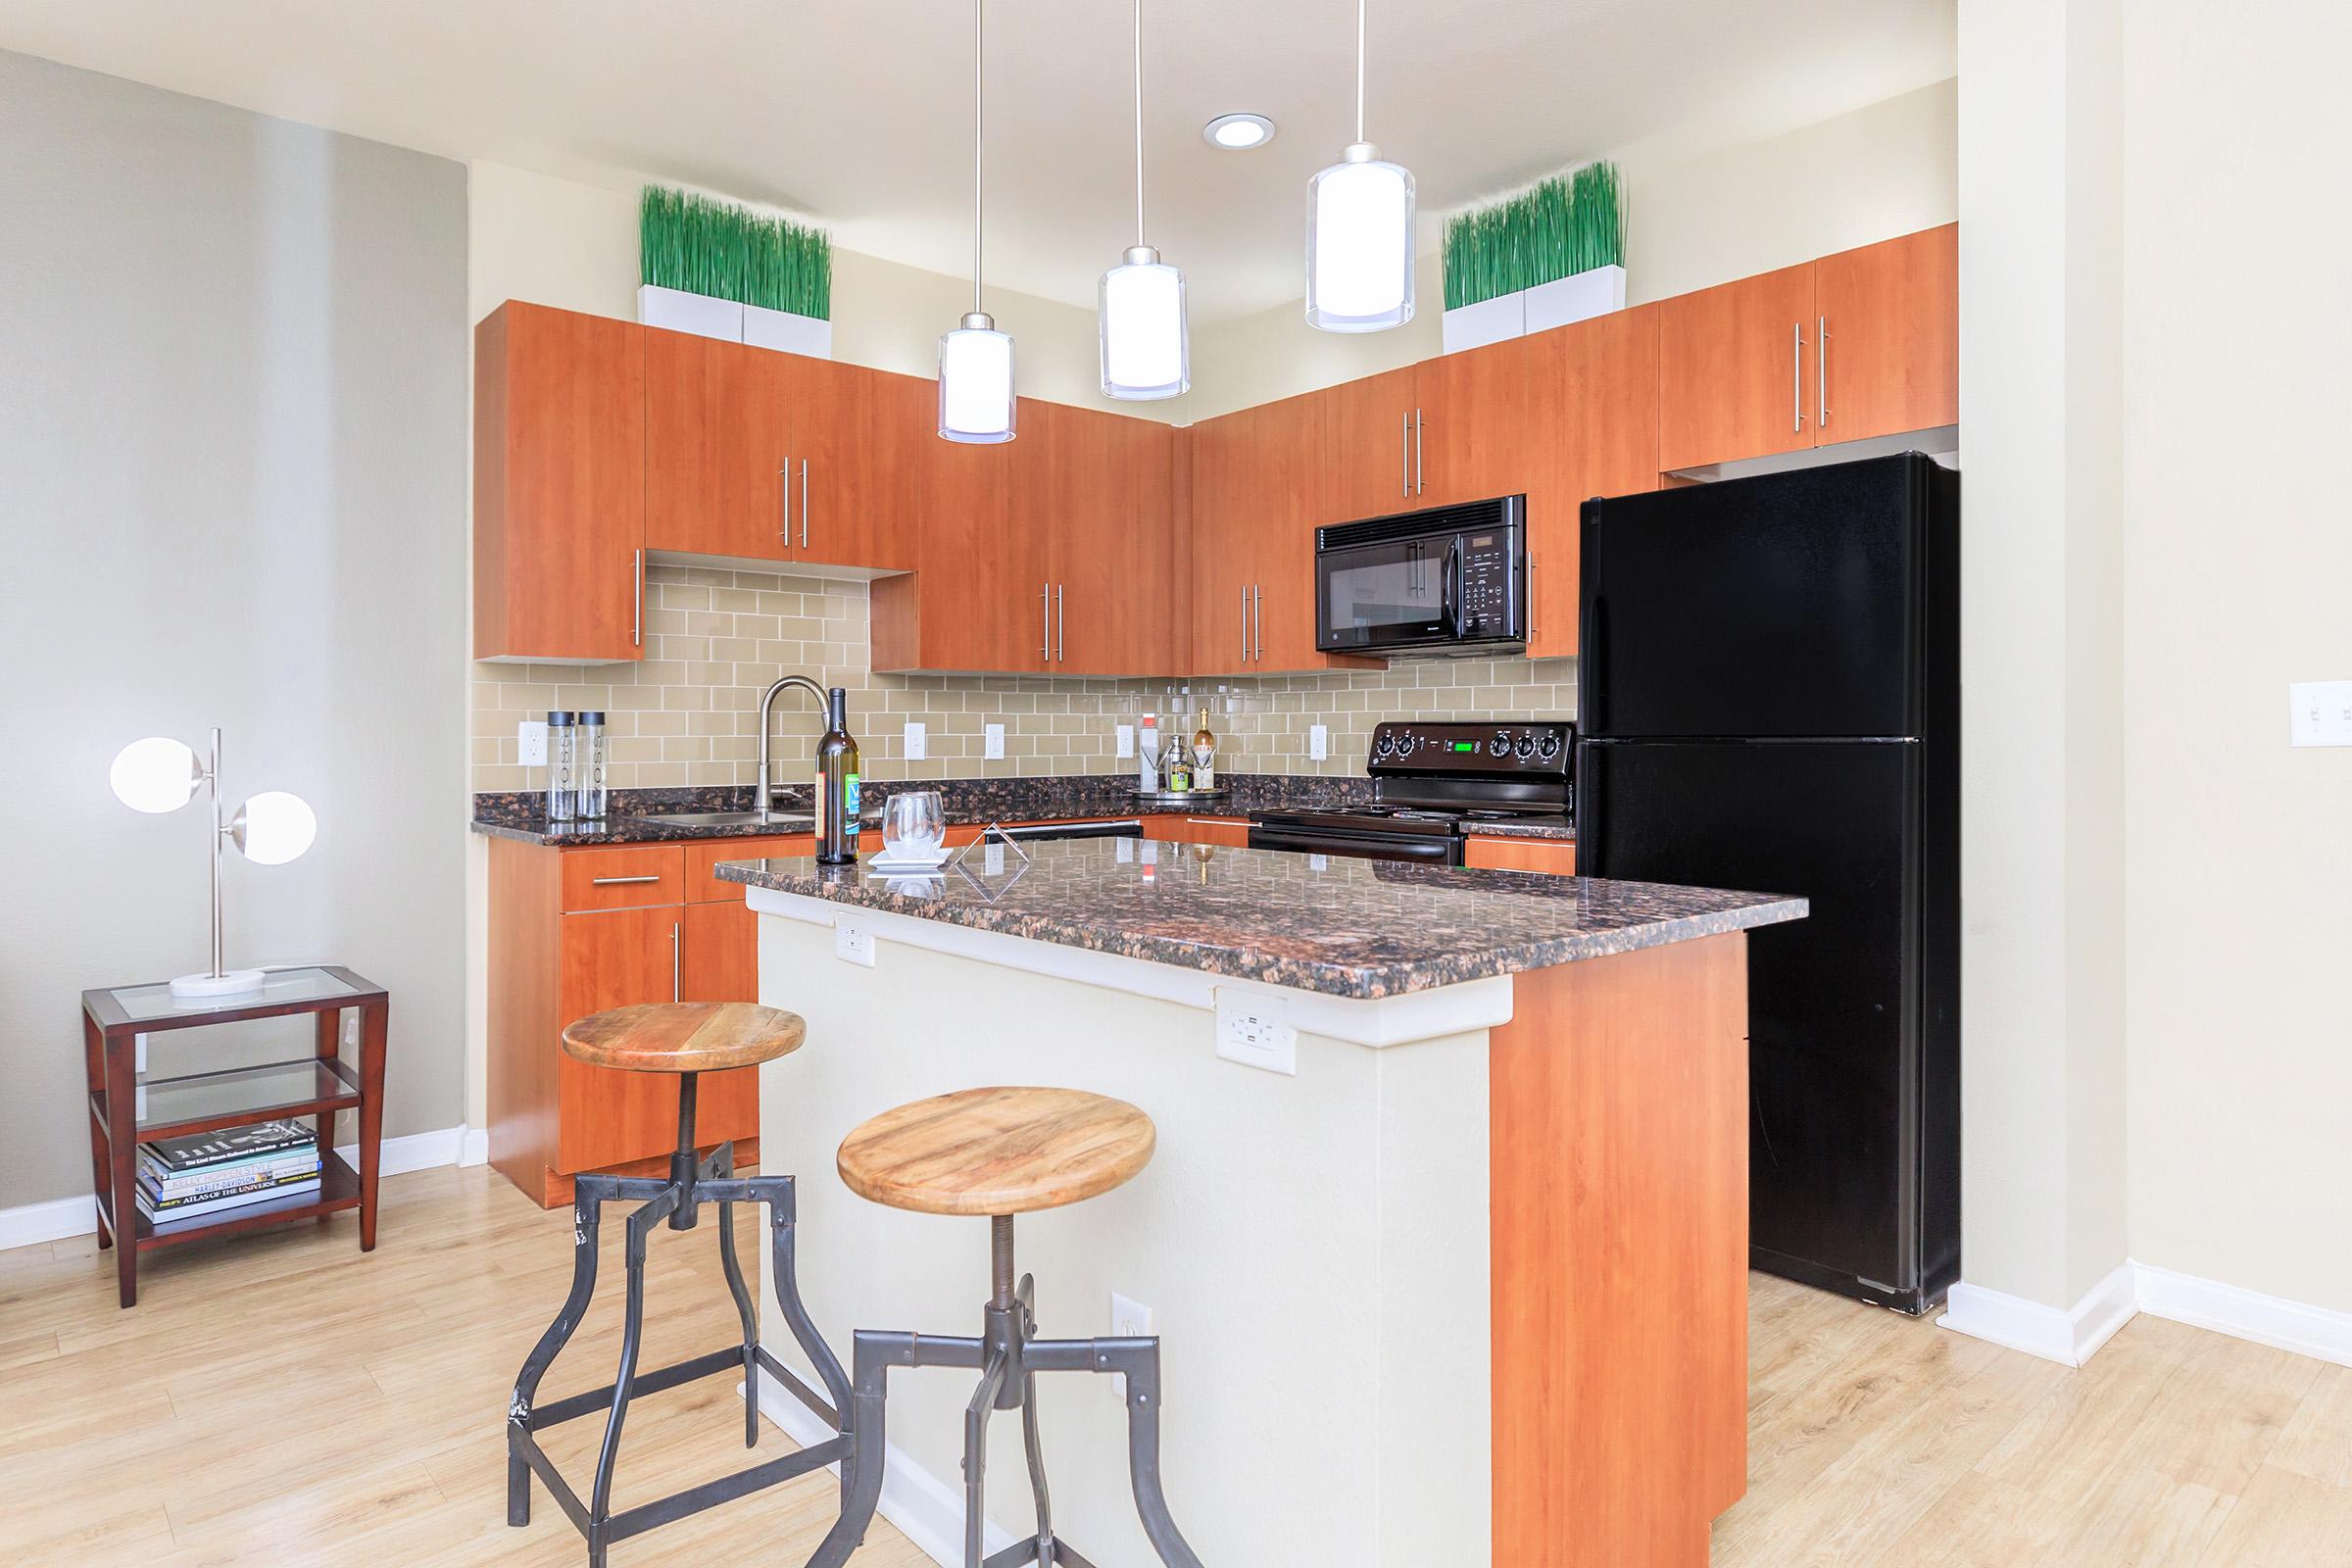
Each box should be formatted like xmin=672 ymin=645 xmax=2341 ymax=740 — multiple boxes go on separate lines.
xmin=1456 ymin=816 xmax=1577 ymax=842
xmin=717 ymin=839 xmax=1796 ymax=1000
xmin=470 ymin=775 xmax=1381 ymax=847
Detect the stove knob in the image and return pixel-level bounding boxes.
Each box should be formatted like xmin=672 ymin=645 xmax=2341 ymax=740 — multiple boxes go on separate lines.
xmin=1393 ymin=732 xmax=1414 ymax=758
xmin=1513 ymin=732 xmax=1537 ymax=760
xmin=1537 ymin=731 xmax=1562 ymax=760
xmin=1374 ymin=733 xmax=1396 ymax=760
xmin=1489 ymin=732 xmax=1511 ymax=759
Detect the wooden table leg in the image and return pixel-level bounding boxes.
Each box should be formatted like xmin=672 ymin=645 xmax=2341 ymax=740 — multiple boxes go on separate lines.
xmin=358 ymin=1000 xmax=387 ymax=1250
xmin=82 ymin=1012 xmax=113 ymax=1251
xmin=315 ymin=1009 xmax=341 ymax=1226
xmin=103 ymin=1031 xmax=139 ymax=1307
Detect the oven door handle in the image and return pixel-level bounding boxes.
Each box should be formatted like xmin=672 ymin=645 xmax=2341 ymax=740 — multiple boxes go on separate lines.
xmin=1246 ymin=824 xmax=1458 ymax=863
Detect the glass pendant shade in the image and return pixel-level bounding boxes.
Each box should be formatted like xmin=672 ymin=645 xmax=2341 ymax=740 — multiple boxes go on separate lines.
xmin=1100 ymin=247 xmax=1189 ymax=400
xmin=232 ymin=790 xmax=318 ymax=864
xmin=1306 ymin=143 xmax=1416 ymax=332
xmin=109 ymin=736 xmax=201 ymax=813
xmin=938 ymin=314 xmax=1016 ymax=444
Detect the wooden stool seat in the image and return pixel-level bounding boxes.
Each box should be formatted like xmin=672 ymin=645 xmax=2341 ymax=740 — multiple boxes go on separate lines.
xmin=836 ymin=1086 xmax=1156 ymax=1217
xmin=560 ymin=1002 xmax=805 ymax=1074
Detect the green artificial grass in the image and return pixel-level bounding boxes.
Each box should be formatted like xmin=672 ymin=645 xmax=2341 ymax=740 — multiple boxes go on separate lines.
xmin=640 ymin=186 xmax=832 ymax=319
xmin=1443 ymin=161 xmax=1624 ymax=311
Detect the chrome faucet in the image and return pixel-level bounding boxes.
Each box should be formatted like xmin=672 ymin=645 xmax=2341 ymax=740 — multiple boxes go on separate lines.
xmin=755 ymin=675 xmax=832 ymax=814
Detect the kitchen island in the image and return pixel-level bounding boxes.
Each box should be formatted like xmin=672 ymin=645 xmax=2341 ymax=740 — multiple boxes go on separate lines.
xmin=718 ymin=838 xmax=1804 ymax=1567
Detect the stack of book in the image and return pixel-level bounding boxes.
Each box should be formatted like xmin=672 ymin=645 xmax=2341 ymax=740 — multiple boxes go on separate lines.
xmin=137 ymin=1120 xmax=321 ymax=1227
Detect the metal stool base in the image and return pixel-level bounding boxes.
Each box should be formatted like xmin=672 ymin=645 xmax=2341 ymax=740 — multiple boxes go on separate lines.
xmin=808 ymin=1215 xmax=1204 ymax=1568
xmin=505 ymin=1107 xmax=853 ymax=1568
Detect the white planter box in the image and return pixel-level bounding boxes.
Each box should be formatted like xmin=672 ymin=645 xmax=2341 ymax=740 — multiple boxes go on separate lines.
xmin=1440 ymin=264 xmax=1628 ymax=355
xmin=742 ymin=303 xmax=833 ymax=360
xmin=1440 ymin=291 xmax=1526 ymax=355
xmin=637 ymin=283 xmax=744 ymax=342
xmin=1524 ymin=264 xmax=1627 ymax=333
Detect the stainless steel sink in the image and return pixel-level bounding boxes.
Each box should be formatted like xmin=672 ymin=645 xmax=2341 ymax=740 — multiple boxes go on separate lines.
xmin=632 ymin=809 xmax=814 ymax=830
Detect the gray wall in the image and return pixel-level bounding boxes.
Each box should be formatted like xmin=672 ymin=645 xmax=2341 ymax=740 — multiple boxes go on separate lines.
xmin=0 ymin=50 xmax=467 ymax=1210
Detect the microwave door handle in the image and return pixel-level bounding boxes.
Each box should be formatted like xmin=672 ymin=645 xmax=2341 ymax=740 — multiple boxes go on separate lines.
xmin=1442 ymin=538 xmax=1461 ymax=633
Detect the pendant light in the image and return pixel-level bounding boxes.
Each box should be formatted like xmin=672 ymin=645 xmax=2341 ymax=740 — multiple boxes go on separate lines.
xmin=939 ymin=0 xmax=1016 ymax=442
xmin=1099 ymin=0 xmax=1189 ymax=400
xmin=1305 ymin=0 xmax=1415 ymax=332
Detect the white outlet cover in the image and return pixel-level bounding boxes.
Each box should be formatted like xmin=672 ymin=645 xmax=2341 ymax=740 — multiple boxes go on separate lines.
xmin=518 ymin=719 xmax=549 ymax=766
xmin=1308 ymin=723 xmax=1330 ymax=760
xmin=2288 ymin=680 xmax=2352 ymax=747
xmin=903 ymin=721 xmax=927 ymax=760
xmin=1116 ymin=723 xmax=1135 ymax=759
xmin=984 ymin=722 xmax=1005 ymax=760
xmin=1214 ymin=989 xmax=1298 ymax=1075
xmin=834 ymin=923 xmax=876 ymax=967
xmin=1107 ymin=1291 xmax=1156 ymax=1402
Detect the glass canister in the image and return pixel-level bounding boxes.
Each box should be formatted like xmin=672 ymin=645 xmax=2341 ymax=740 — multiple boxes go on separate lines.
xmin=574 ymin=710 xmax=609 ymax=819
xmin=545 ymin=711 xmax=577 ymax=823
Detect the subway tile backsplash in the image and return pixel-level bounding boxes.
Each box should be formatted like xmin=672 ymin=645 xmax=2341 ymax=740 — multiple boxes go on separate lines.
xmin=469 ymin=564 xmax=1577 ymax=792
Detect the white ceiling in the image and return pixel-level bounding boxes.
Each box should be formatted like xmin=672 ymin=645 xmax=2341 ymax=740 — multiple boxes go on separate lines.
xmin=0 ymin=1 xmax=1955 ymax=323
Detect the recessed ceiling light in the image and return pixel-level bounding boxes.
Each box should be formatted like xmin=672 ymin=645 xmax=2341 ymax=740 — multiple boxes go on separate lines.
xmin=1204 ymin=114 xmax=1276 ymax=150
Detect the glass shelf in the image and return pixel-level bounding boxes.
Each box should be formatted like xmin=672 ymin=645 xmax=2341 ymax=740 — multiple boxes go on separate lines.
xmin=124 ymin=1056 xmax=360 ymax=1138
xmin=106 ymin=966 xmax=364 ymax=1025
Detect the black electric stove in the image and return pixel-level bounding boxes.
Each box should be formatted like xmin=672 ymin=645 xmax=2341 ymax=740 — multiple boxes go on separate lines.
xmin=1249 ymin=720 xmax=1574 ymax=864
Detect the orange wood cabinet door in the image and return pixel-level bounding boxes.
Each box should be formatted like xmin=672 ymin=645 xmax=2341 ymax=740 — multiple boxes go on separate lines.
xmin=1185 ymin=402 xmax=1281 ymax=675
xmin=1464 ymin=835 xmax=1578 ymax=875
xmin=794 ymin=361 xmax=926 ymax=572
xmin=1317 ymin=366 xmax=1420 ymax=521
xmin=473 ymin=303 xmax=646 ymax=662
xmin=1812 ymin=223 xmax=1959 ymax=445
xmin=1657 ymin=261 xmax=1818 ymax=472
xmin=676 ymin=901 xmax=764 ymax=1139
xmin=644 ymin=329 xmax=796 ymax=563
xmin=870 ymin=427 xmax=1026 ymax=671
xmin=1036 ymin=403 xmax=1178 ymax=675
xmin=556 ymin=903 xmax=686 ymax=1174
xmin=1140 ymin=815 xmax=1251 ymax=848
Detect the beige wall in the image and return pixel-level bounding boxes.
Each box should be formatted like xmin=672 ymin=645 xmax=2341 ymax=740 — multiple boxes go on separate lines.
xmin=2120 ymin=0 xmax=2352 ymax=1313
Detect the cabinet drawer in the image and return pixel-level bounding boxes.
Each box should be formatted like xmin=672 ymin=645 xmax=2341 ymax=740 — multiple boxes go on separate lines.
xmin=561 ymin=845 xmax=685 ymax=911
xmin=1464 ymin=835 xmax=1578 ymax=876
xmin=686 ymin=836 xmax=814 ymax=902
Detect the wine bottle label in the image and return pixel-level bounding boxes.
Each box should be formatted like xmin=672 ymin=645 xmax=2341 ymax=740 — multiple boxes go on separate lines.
xmin=845 ymin=775 xmax=860 ymax=836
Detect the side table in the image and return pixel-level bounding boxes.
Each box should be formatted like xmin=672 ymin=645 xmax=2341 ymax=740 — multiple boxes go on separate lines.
xmin=80 ymin=965 xmax=389 ymax=1307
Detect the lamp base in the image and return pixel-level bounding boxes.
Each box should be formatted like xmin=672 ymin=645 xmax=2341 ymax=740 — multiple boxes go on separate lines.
xmin=170 ymin=968 xmax=269 ymax=1000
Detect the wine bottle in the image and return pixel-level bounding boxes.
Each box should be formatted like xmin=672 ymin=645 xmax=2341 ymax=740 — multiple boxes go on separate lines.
xmin=1192 ymin=706 xmax=1217 ymax=788
xmin=814 ymin=686 xmax=860 ymax=865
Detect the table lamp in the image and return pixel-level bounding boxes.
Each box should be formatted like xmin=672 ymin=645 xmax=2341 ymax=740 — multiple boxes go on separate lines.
xmin=109 ymin=726 xmax=318 ymax=998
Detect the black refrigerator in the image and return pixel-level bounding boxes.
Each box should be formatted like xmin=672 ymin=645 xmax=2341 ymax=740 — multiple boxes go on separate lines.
xmin=1574 ymin=453 xmax=1960 ymax=1315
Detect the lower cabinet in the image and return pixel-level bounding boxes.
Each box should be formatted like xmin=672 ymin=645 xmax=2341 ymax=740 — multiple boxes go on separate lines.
xmin=1141 ymin=814 xmax=1252 ymax=849
xmin=1463 ymin=835 xmax=1578 ymax=876
xmin=489 ymin=835 xmax=806 ymax=1207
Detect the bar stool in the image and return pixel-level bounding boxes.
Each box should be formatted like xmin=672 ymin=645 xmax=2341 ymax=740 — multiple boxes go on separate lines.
xmin=506 ymin=1003 xmax=853 ymax=1568
xmin=807 ymin=1086 xmax=1205 ymax=1568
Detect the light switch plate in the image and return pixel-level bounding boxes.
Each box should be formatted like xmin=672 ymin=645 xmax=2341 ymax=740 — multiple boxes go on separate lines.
xmin=2288 ymin=680 xmax=2352 ymax=747
xmin=903 ymin=721 xmax=927 ymax=760
xmin=984 ymin=722 xmax=1005 ymax=760
xmin=1116 ymin=724 xmax=1135 ymax=759
xmin=518 ymin=719 xmax=549 ymax=766
xmin=1308 ymin=723 xmax=1330 ymax=761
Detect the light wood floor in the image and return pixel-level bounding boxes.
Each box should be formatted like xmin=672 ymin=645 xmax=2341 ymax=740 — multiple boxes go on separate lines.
xmin=3 ymin=1165 xmax=2348 ymax=1566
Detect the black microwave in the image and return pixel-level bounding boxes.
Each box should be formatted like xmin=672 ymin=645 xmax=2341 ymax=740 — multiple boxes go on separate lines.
xmin=1314 ymin=496 xmax=1528 ymax=656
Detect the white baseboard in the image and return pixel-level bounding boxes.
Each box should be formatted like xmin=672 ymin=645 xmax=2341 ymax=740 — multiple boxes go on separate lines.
xmin=0 ymin=1123 xmax=477 ymax=1251
xmin=748 ymin=1365 xmax=1016 ymax=1568
xmin=1940 ymin=1260 xmax=2136 ymax=1367
xmin=2134 ymin=1261 xmax=2352 ymax=1370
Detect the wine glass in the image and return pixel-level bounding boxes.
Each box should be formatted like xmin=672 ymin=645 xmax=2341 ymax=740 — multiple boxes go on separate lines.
xmin=882 ymin=790 xmax=946 ymax=861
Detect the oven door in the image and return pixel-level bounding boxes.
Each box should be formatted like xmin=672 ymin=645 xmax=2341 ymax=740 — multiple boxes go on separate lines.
xmin=1247 ymin=823 xmax=1463 ymax=865
xmin=1316 ymin=534 xmax=1460 ymax=654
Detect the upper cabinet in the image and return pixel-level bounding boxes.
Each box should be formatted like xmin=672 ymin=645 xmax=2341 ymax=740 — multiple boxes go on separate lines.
xmin=1659 ymin=224 xmax=1957 ymax=472
xmin=1318 ymin=367 xmax=1423 ymax=523
xmin=645 ymin=329 xmax=922 ymax=572
xmin=1188 ymin=391 xmax=1367 ymax=675
xmin=473 ymin=303 xmax=647 ymax=663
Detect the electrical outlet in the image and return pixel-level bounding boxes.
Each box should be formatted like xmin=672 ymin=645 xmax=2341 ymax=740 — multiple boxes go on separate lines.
xmin=1116 ymin=723 xmax=1135 ymax=759
xmin=1108 ymin=1292 xmax=1156 ymax=1401
xmin=904 ymin=721 xmax=927 ymax=760
xmin=2288 ymin=680 xmax=2352 ymax=747
xmin=1215 ymin=989 xmax=1298 ymax=1075
xmin=984 ymin=722 xmax=1005 ymax=760
xmin=518 ymin=719 xmax=549 ymax=766
xmin=834 ymin=923 xmax=875 ymax=967
xmin=1308 ymin=723 xmax=1330 ymax=761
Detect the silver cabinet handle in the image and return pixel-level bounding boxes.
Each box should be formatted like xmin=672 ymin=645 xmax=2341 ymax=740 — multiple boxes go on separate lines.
xmin=1401 ymin=411 xmax=1411 ymax=497
xmin=779 ymin=460 xmax=791 ymax=541
xmin=670 ymin=921 xmax=681 ymax=1002
xmin=1041 ymin=581 xmax=1052 ymax=661
xmin=1241 ymin=584 xmax=1250 ymax=662
xmin=800 ymin=459 xmax=809 ymax=549
xmin=1054 ymin=583 xmax=1064 ymax=662
xmin=1793 ymin=322 xmax=1805 ymax=435
xmin=632 ymin=549 xmax=643 ymax=646
xmin=1252 ymin=584 xmax=1263 ymax=662
xmin=1415 ymin=408 xmax=1425 ymax=494
xmin=591 ymin=874 xmax=662 ymax=886
xmin=1818 ymin=315 xmax=1831 ymax=430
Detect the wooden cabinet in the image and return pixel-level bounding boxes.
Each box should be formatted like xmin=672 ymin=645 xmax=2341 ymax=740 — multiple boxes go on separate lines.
xmin=1031 ymin=402 xmax=1179 ymax=676
xmin=870 ymin=423 xmax=1027 ymax=672
xmin=473 ymin=303 xmax=646 ymax=663
xmin=1659 ymin=224 xmax=1957 ymax=472
xmin=1318 ymin=367 xmax=1422 ymax=521
xmin=1140 ymin=814 xmax=1252 ymax=849
xmin=489 ymin=835 xmax=778 ymax=1207
xmin=1464 ymin=835 xmax=1578 ymax=875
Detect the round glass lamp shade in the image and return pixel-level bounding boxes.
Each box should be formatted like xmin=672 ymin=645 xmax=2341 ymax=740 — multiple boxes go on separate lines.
xmin=937 ymin=315 xmax=1017 ymax=444
xmin=1100 ymin=249 xmax=1190 ymax=400
xmin=1306 ymin=144 xmax=1416 ymax=332
xmin=109 ymin=736 xmax=201 ymax=813
xmin=231 ymin=790 xmax=318 ymax=864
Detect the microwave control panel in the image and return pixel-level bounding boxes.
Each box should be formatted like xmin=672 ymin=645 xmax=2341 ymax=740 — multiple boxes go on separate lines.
xmin=1455 ymin=532 xmax=1519 ymax=636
